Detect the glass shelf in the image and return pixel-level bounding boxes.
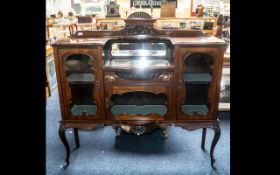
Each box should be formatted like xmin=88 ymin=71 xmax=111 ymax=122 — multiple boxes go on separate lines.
xmin=183 ymin=73 xmax=212 ymax=84
xmin=181 ymin=105 xmax=208 ymax=115
xmin=111 ymin=42 xmax=167 ymax=57
xmin=104 ymin=59 xmax=170 ymax=69
xmin=67 ymin=73 xmax=95 ymax=84
xmin=111 ymin=50 xmax=166 ymax=57
xmin=71 ymin=105 xmax=97 ymax=116
xmin=111 ymin=105 xmax=167 ymax=116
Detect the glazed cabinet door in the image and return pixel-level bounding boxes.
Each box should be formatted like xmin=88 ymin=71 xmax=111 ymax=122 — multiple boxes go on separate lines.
xmin=55 ymin=47 xmax=104 ymax=121
xmin=175 ymin=46 xmax=224 ymax=120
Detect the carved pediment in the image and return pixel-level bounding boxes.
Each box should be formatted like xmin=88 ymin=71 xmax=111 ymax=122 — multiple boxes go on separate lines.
xmin=121 ymin=12 xmax=157 ymax=35
xmin=127 ymin=11 xmax=152 ymax=19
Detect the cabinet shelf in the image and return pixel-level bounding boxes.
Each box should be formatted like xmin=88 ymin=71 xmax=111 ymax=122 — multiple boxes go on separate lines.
xmin=182 ymin=105 xmax=208 ymax=115
xmin=111 ymin=105 xmax=167 ymax=116
xmin=183 ymin=73 xmax=212 ymax=84
xmin=104 ymin=59 xmax=171 ymax=69
xmin=71 ymin=105 xmax=97 ymax=116
xmin=67 ymin=73 xmax=95 ymax=84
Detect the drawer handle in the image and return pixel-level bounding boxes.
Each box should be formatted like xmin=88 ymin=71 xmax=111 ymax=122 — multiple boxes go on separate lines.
xmin=105 ymin=75 xmax=118 ymax=82
xmin=105 ymin=97 xmax=113 ymax=109
xmin=95 ymin=80 xmax=100 ymax=89
xmin=159 ymin=74 xmax=172 ymax=82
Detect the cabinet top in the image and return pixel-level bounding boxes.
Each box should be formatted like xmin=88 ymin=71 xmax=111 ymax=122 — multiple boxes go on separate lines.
xmin=52 ymin=35 xmax=226 ymax=47
xmin=52 ymin=12 xmax=226 ymax=48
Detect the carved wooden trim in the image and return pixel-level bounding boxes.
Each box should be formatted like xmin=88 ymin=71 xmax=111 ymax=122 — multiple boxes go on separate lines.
xmin=121 ymin=24 xmax=157 ymax=35
xmin=159 ymin=73 xmax=172 ymax=82
xmin=115 ymin=113 xmax=164 ymax=121
xmin=119 ymin=123 xmax=160 ymax=136
xmin=105 ymin=74 xmax=118 ymax=82
xmin=120 ymin=12 xmax=158 ymax=35
xmin=111 ymin=86 xmax=166 ymax=95
xmin=127 ymin=12 xmax=152 ymax=19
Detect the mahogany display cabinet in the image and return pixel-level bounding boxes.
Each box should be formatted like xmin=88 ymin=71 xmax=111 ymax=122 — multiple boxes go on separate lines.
xmin=51 ymin=12 xmax=227 ymax=170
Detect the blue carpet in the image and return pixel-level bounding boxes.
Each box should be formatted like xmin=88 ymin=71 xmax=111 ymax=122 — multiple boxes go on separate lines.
xmin=47 ymin=89 xmax=230 ymax=175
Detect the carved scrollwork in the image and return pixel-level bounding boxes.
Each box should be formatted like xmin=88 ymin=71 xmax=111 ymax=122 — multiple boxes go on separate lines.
xmin=159 ymin=74 xmax=172 ymax=82
xmin=127 ymin=12 xmax=152 ymax=19
xmin=121 ymin=11 xmax=157 ymax=35
xmin=131 ymin=126 xmax=146 ymax=136
xmin=121 ymin=24 xmax=157 ymax=35
xmin=105 ymin=75 xmax=118 ymax=82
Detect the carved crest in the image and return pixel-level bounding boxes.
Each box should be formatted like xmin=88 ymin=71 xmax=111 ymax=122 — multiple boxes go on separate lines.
xmin=127 ymin=12 xmax=152 ymax=19
xmin=121 ymin=11 xmax=157 ymax=35
xmin=121 ymin=24 xmax=157 ymax=35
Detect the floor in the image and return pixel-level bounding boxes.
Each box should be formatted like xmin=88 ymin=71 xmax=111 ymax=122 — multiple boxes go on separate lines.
xmin=46 ymin=89 xmax=230 ymax=175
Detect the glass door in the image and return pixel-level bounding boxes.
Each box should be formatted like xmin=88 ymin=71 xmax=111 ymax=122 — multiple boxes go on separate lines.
xmin=61 ymin=51 xmax=103 ymax=120
xmin=180 ymin=53 xmax=214 ymax=119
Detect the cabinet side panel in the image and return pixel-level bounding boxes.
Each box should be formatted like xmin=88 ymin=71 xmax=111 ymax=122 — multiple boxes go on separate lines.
xmin=210 ymin=45 xmax=227 ymax=120
xmin=53 ymin=47 xmax=68 ymax=120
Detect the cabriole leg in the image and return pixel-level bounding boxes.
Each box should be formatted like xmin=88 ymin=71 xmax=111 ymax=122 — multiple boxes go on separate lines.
xmin=210 ymin=123 xmax=221 ymax=170
xmin=201 ymin=128 xmax=207 ymax=150
xmin=59 ymin=124 xmax=70 ymax=168
xmin=74 ymin=128 xmax=80 ymax=148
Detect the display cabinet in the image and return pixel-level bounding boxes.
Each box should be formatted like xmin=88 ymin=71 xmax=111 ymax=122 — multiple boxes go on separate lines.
xmin=52 ymin=12 xmax=227 ymax=170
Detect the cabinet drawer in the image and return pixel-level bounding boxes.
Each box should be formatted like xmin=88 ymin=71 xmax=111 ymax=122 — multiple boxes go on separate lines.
xmin=104 ymin=71 xmax=174 ymax=84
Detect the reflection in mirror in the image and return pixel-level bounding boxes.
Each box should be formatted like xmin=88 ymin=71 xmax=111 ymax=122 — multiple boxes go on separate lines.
xmin=111 ymin=43 xmax=167 ymax=57
xmin=106 ymin=58 xmax=170 ymax=69
xmin=64 ymin=54 xmax=97 ymax=116
xmin=104 ymin=39 xmax=173 ymax=69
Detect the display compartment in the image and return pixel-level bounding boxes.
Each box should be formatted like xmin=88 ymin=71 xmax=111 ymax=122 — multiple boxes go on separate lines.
xmin=105 ymin=86 xmax=173 ymax=121
xmin=60 ymin=51 xmax=104 ymax=120
xmin=103 ymin=38 xmax=174 ymax=85
xmin=103 ymin=38 xmax=174 ymax=121
xmin=179 ymin=53 xmax=214 ymax=119
xmin=103 ymin=38 xmax=174 ymax=70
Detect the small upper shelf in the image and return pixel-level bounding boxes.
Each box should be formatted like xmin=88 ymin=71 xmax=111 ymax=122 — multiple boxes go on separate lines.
xmin=104 ymin=59 xmax=171 ymax=69
xmin=182 ymin=105 xmax=209 ymax=116
xmin=111 ymin=105 xmax=167 ymax=116
xmin=71 ymin=105 xmax=97 ymax=116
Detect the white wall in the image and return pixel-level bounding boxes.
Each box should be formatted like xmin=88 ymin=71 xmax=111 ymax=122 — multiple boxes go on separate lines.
xmin=46 ymin=0 xmax=72 ymax=17
xmin=46 ymin=0 xmax=229 ymax=17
